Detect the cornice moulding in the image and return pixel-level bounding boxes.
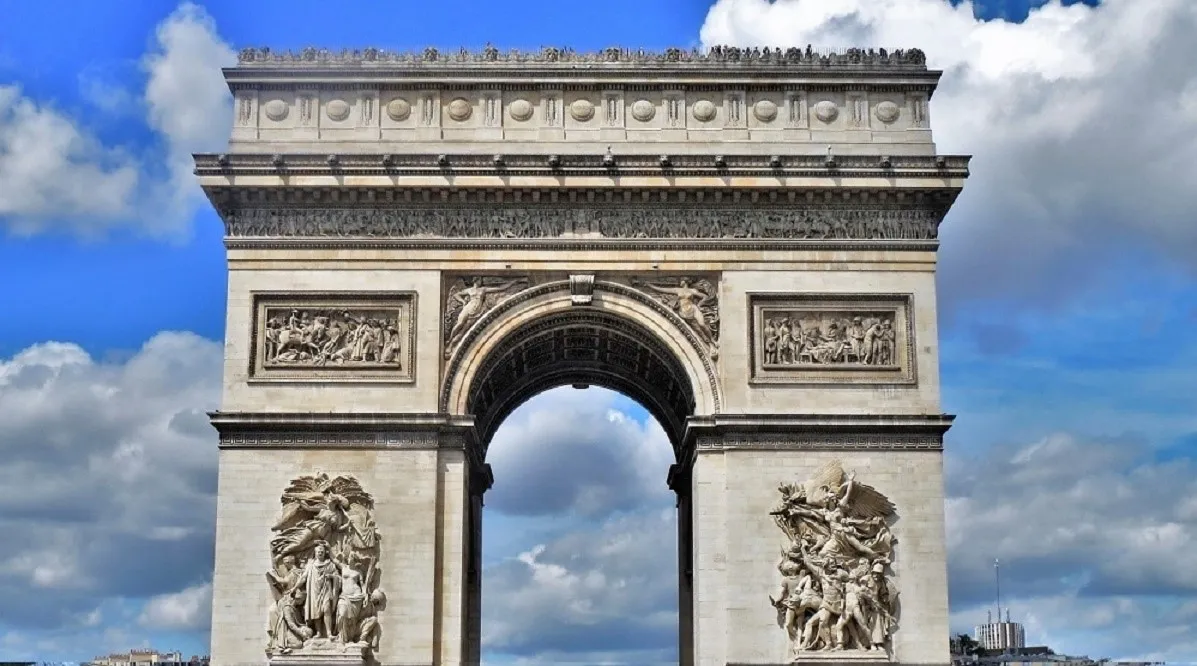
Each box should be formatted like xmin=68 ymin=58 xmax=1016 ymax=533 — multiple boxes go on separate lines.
xmin=225 ymin=73 xmax=943 ymax=90
xmin=685 ymin=413 xmax=956 ymax=436
xmin=195 ymin=152 xmax=971 ymax=178
xmin=207 ymin=410 xmax=476 ymax=433
xmin=220 ymin=238 xmax=942 ymax=252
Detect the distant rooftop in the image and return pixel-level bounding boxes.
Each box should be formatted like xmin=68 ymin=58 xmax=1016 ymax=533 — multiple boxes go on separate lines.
xmin=235 ymin=44 xmax=929 ymax=69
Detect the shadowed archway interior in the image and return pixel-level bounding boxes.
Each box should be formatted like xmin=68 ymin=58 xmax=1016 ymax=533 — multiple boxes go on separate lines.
xmin=465 ymin=309 xmax=697 ymax=450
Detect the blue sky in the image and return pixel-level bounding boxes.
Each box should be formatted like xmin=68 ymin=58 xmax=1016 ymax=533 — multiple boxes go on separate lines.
xmin=2 ymin=0 xmax=1197 ymax=663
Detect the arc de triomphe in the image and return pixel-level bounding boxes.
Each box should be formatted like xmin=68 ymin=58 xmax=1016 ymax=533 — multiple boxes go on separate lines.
xmin=199 ymin=45 xmax=968 ymax=666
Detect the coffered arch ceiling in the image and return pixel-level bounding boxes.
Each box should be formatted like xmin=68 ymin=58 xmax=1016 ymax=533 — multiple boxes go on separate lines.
xmin=465 ymin=309 xmax=696 ymax=453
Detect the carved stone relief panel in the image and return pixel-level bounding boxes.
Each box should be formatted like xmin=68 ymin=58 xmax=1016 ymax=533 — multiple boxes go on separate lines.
xmin=542 ymin=93 xmax=563 ymax=127
xmin=906 ymin=92 xmax=929 ymax=129
xmin=847 ymin=92 xmax=869 ymax=129
xmin=265 ymin=473 xmax=385 ymax=664
xmin=505 ymin=92 xmax=537 ymax=124
xmin=749 ymin=92 xmax=783 ymax=128
xmin=418 ymin=92 xmax=439 ymax=127
xmin=321 ymin=91 xmax=355 ymax=127
xmin=565 ymin=91 xmax=600 ymax=128
xmin=236 ymin=93 xmax=256 ymax=127
xmin=297 ymin=93 xmax=317 ymax=127
xmin=626 ymin=275 xmax=720 ymax=360
xmin=602 ymin=90 xmax=623 ymax=127
xmin=749 ymin=294 xmax=915 ymax=385
xmin=250 ymin=292 xmax=416 ymax=382
xmin=442 ymin=275 xmax=532 ymax=359
xmin=770 ymin=460 xmax=898 ymax=659
xmin=785 ymin=90 xmax=808 ymax=128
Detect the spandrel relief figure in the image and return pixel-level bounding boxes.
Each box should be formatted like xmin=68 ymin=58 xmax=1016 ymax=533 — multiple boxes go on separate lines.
xmin=265 ymin=473 xmax=385 ymax=659
xmin=443 ymin=276 xmax=528 ymax=358
xmin=631 ymin=277 xmax=720 ymax=359
xmin=769 ymin=461 xmax=899 ymax=660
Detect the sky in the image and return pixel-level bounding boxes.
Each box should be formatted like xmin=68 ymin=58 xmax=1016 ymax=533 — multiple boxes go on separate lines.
xmin=1 ymin=0 xmax=1196 ymax=663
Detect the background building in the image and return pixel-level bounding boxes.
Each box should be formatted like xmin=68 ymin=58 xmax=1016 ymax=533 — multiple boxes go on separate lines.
xmin=87 ymin=651 xmax=197 ymax=666
xmin=976 ymin=609 xmax=1027 ymax=651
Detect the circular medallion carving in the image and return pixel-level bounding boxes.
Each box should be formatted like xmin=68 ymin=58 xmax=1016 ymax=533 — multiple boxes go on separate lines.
xmin=570 ymin=99 xmax=595 ymax=122
xmin=448 ymin=98 xmax=472 ymax=121
xmin=509 ymin=99 xmax=534 ymax=121
xmin=753 ymin=100 xmax=778 ymax=122
xmin=814 ymin=100 xmax=839 ymax=124
xmin=325 ymin=99 xmax=351 ymax=122
xmin=385 ymin=98 xmax=411 ymax=121
xmin=874 ymin=101 xmax=901 ymax=124
xmin=692 ymin=100 xmax=716 ymax=122
xmin=263 ymin=99 xmax=289 ymax=122
xmin=630 ymin=99 xmax=655 ymax=122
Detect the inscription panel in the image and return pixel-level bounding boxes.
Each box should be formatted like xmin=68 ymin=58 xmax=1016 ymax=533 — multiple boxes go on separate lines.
xmin=749 ymin=294 xmax=915 ymax=386
xmin=251 ymin=292 xmax=416 ymax=382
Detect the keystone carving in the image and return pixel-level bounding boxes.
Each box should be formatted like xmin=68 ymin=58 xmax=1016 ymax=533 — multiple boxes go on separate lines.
xmin=769 ymin=461 xmax=898 ymax=659
xmin=266 ymin=473 xmax=385 ymax=662
xmin=569 ymin=274 xmax=595 ymax=306
xmin=443 ymin=276 xmax=529 ymax=358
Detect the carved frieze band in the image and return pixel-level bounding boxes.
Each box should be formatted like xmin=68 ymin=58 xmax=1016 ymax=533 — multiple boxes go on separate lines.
xmin=250 ymin=292 xmax=416 ymax=382
xmin=224 ymin=206 xmax=941 ymax=241
xmin=749 ymin=293 xmax=916 ymax=386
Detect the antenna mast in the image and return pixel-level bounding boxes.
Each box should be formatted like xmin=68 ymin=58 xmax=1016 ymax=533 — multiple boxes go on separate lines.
xmin=994 ymin=558 xmax=1002 ymax=622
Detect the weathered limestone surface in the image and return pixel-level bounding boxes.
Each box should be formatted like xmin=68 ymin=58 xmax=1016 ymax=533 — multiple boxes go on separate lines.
xmin=202 ymin=45 xmax=967 ymax=666
xmin=689 ymin=449 xmax=949 ymax=665
xmin=211 ymin=446 xmax=465 ymax=666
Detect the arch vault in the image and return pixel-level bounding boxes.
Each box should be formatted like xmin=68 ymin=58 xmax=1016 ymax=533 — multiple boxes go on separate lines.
xmin=202 ymin=45 xmax=967 ymax=666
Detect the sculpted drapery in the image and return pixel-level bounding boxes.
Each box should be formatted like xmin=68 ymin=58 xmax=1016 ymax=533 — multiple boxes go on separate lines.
xmin=265 ymin=474 xmax=386 ymax=659
xmin=769 ymin=461 xmax=900 ymax=659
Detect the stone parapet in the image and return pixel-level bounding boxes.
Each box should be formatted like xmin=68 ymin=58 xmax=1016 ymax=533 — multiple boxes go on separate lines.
xmin=222 ymin=46 xmax=940 ymax=153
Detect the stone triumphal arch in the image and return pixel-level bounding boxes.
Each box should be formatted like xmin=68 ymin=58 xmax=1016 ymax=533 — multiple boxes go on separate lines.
xmin=200 ymin=45 xmax=968 ymax=666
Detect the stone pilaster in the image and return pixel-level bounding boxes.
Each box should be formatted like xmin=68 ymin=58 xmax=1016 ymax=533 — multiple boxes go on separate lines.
xmin=683 ymin=414 xmax=953 ymax=666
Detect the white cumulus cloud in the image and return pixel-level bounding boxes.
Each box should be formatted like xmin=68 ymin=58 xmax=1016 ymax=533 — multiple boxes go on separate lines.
xmin=138 ymin=582 xmax=212 ymax=631
xmin=0 ymin=86 xmax=139 ymax=231
xmin=700 ymin=0 xmax=1197 ymax=314
xmin=0 ymin=2 xmax=235 ymax=238
xmin=0 ymin=332 xmax=221 ymax=630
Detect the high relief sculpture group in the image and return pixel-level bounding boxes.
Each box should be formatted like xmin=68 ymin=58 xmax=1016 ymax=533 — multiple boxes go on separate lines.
xmin=259 ymin=463 xmax=900 ymax=661
xmin=770 ymin=461 xmax=900 ymax=658
xmin=265 ymin=474 xmax=386 ymax=659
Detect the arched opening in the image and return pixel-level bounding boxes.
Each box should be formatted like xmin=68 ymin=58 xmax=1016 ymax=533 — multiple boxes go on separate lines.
xmin=467 ymin=309 xmax=696 ymax=449
xmin=455 ymin=306 xmax=701 ymax=665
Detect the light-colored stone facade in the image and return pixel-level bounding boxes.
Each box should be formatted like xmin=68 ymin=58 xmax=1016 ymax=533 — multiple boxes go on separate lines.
xmin=201 ymin=45 xmax=968 ymax=666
